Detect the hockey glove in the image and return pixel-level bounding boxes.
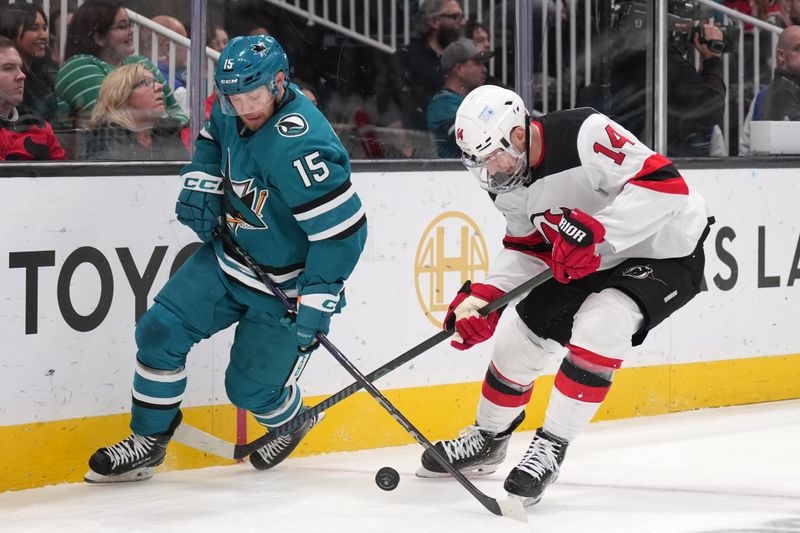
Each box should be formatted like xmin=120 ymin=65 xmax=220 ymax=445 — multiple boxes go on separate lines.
xmin=175 ymin=173 xmax=225 ymax=242
xmin=551 ymin=208 xmax=605 ymax=283
xmin=444 ymin=281 xmax=506 ymax=351
xmin=287 ymin=285 xmax=342 ymax=348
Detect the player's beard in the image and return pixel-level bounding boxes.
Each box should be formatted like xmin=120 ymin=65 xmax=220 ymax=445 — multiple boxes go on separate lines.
xmin=436 ymin=26 xmax=463 ymax=50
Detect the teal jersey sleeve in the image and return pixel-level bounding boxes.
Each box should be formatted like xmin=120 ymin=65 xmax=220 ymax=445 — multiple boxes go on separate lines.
xmin=180 ymin=103 xmax=224 ymax=181
xmin=261 ymin=101 xmax=367 ymax=293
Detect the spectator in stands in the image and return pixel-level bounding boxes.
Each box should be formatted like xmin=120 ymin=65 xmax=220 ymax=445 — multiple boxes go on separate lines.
xmin=207 ymin=24 xmax=229 ymax=53
xmin=465 ymin=18 xmax=504 ymax=87
xmin=0 ymin=3 xmax=67 ymax=127
xmin=427 ymin=38 xmax=492 ymax=158
xmin=466 ymin=19 xmax=491 ymax=53
xmin=49 ymin=8 xmax=73 ymax=67
xmin=580 ymin=23 xmax=726 ymax=157
xmin=780 ymin=0 xmax=800 ymax=26
xmin=295 ymin=80 xmax=319 ymax=107
xmin=55 ymin=0 xmax=187 ymax=127
xmin=83 ymin=63 xmax=187 ymax=160
xmin=145 ymin=15 xmax=189 ymax=90
xmin=0 ymin=37 xmax=66 ymax=161
xmin=760 ymin=25 xmax=800 ymax=121
xmin=248 ymin=26 xmax=271 ymax=36
xmin=391 ymin=0 xmax=466 ymax=131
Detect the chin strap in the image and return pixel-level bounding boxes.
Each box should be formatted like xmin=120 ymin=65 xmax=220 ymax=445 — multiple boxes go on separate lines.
xmin=521 ymin=115 xmax=533 ymax=184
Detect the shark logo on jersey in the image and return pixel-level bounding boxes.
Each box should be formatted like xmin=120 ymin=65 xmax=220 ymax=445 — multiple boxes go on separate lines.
xmin=530 ymin=208 xmax=565 ymax=245
xmin=223 ymin=149 xmax=268 ymax=233
xmin=276 ymin=113 xmax=309 ymax=138
xmin=622 ymin=265 xmax=667 ymax=286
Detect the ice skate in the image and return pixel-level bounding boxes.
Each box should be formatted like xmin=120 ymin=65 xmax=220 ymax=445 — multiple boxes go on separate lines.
xmin=85 ymin=411 xmax=182 ymax=483
xmin=249 ymin=411 xmax=324 ymax=470
xmin=504 ymin=427 xmax=568 ymax=506
xmin=416 ymin=411 xmax=525 ymax=478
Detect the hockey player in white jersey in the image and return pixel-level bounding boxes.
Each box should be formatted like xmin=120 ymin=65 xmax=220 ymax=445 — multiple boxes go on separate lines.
xmin=417 ymin=85 xmax=712 ymax=506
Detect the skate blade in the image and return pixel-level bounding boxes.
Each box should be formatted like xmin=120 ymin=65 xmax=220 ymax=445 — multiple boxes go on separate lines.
xmin=414 ymin=463 xmax=499 ymax=478
xmin=498 ymin=497 xmax=528 ymax=523
xmin=84 ymin=467 xmax=155 ymax=484
xmin=506 ymin=492 xmax=542 ymax=508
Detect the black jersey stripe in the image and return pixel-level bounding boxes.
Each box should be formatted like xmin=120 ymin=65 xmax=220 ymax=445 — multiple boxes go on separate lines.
xmin=291 ymin=180 xmax=352 ymax=215
xmin=328 ymin=214 xmax=367 ymax=240
xmin=630 ymin=164 xmax=682 ymax=182
xmin=222 ymin=240 xmax=305 ymax=274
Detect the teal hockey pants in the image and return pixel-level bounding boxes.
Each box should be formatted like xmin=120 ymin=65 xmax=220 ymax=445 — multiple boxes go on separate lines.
xmin=130 ymin=242 xmax=305 ymax=436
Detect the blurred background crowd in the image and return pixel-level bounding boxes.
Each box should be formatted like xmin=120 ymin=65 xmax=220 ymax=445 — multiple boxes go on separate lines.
xmin=0 ymin=0 xmax=798 ymax=162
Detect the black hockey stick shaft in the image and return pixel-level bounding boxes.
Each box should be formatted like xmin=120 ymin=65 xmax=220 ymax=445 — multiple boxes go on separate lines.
xmin=232 ymin=267 xmax=552 ymax=459
xmin=217 ymin=229 xmax=538 ymax=518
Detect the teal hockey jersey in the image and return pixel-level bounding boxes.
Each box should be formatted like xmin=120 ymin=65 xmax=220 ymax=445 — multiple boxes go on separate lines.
xmin=181 ymin=88 xmax=367 ymax=308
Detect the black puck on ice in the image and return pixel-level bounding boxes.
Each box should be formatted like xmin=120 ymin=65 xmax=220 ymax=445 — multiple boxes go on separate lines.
xmin=375 ymin=466 xmax=400 ymax=491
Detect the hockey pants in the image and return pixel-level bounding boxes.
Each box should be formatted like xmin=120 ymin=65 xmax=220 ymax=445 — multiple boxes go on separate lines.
xmin=131 ymin=243 xmax=304 ymax=436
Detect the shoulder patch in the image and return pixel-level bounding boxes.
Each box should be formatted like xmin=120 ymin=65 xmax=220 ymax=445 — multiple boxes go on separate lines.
xmin=276 ymin=113 xmax=309 ymax=138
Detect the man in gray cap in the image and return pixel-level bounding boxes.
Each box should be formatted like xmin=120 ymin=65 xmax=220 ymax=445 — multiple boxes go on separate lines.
xmin=427 ymin=38 xmax=493 ymax=158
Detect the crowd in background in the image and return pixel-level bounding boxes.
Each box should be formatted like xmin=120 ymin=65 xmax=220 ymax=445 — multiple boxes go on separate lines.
xmin=0 ymin=0 xmax=798 ymax=162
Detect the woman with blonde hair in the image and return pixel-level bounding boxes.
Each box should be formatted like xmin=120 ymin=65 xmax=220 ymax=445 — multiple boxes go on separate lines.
xmin=84 ymin=63 xmax=187 ymax=160
xmin=55 ymin=0 xmax=187 ymax=126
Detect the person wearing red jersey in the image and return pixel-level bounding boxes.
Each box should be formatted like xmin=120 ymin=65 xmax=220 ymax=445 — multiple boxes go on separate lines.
xmin=0 ymin=37 xmax=65 ymax=161
xmin=417 ymin=85 xmax=712 ymax=507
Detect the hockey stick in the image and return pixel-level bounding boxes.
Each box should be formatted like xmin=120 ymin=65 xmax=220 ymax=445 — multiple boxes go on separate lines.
xmin=201 ymin=229 xmax=531 ymax=521
xmin=173 ymin=265 xmax=552 ymax=461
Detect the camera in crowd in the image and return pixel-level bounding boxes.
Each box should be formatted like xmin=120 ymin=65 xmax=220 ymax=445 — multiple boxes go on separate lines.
xmin=613 ymin=0 xmax=739 ymax=54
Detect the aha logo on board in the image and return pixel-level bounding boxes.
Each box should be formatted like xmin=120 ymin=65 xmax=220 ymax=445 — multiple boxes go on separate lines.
xmin=414 ymin=212 xmax=490 ymax=328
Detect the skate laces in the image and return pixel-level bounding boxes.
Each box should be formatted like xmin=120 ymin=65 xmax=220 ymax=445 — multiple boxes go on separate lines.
xmin=517 ymin=434 xmax=563 ymax=480
xmin=255 ymin=413 xmax=317 ymax=462
xmin=255 ymin=434 xmax=294 ymax=462
xmin=441 ymin=425 xmax=489 ymax=462
xmin=103 ymin=434 xmax=158 ymax=468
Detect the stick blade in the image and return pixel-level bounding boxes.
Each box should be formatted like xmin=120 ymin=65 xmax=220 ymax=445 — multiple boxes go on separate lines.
xmin=173 ymin=423 xmax=236 ymax=460
xmin=497 ymin=496 xmax=528 ymax=523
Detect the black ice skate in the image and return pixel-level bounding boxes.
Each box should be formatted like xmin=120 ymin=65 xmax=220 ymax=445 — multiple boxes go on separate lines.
xmin=249 ymin=411 xmax=324 ymax=470
xmin=416 ymin=411 xmax=525 ymax=478
xmin=85 ymin=411 xmax=182 ymax=483
xmin=504 ymin=427 xmax=569 ymax=506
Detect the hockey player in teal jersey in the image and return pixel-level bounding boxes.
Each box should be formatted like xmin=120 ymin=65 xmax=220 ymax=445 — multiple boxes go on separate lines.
xmin=85 ymin=35 xmax=367 ymax=483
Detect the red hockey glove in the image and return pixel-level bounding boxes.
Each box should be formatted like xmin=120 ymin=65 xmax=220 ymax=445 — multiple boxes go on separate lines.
xmin=444 ymin=281 xmax=506 ymax=350
xmin=551 ymin=208 xmax=606 ymax=283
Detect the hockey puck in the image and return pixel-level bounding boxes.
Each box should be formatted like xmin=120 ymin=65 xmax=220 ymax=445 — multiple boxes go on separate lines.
xmin=375 ymin=466 xmax=400 ymax=491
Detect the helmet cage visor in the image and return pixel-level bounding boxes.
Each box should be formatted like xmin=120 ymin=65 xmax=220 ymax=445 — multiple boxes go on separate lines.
xmin=461 ymin=146 xmax=529 ymax=193
xmin=216 ymin=84 xmax=274 ymax=116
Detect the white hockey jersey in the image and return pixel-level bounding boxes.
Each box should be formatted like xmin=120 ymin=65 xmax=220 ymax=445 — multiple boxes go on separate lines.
xmin=484 ymin=107 xmax=711 ymax=293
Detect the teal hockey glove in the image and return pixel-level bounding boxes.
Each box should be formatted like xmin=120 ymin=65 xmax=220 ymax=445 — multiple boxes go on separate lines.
xmin=175 ymin=173 xmax=224 ymax=242
xmin=284 ymin=285 xmax=342 ymax=348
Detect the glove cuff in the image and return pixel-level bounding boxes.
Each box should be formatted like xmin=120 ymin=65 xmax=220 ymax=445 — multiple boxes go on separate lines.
xmin=564 ymin=208 xmax=606 ymax=244
xmin=468 ymin=283 xmax=505 ymax=303
xmin=298 ymin=292 xmax=340 ymax=312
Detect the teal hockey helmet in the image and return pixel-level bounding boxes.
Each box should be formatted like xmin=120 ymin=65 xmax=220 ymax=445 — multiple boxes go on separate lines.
xmin=214 ymin=35 xmax=289 ymax=116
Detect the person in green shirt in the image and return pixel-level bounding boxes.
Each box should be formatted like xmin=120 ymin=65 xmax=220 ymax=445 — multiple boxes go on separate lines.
xmin=54 ymin=0 xmax=187 ymax=127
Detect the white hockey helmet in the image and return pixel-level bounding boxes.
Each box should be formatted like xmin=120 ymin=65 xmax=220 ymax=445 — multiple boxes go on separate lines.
xmin=455 ymin=85 xmax=530 ymax=193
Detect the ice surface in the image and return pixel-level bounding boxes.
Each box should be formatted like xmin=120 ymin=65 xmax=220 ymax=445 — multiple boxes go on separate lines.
xmin=1 ymin=400 xmax=798 ymax=533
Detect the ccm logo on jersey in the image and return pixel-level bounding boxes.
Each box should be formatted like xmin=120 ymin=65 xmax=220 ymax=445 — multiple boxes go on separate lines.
xmin=182 ymin=175 xmax=224 ymax=194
